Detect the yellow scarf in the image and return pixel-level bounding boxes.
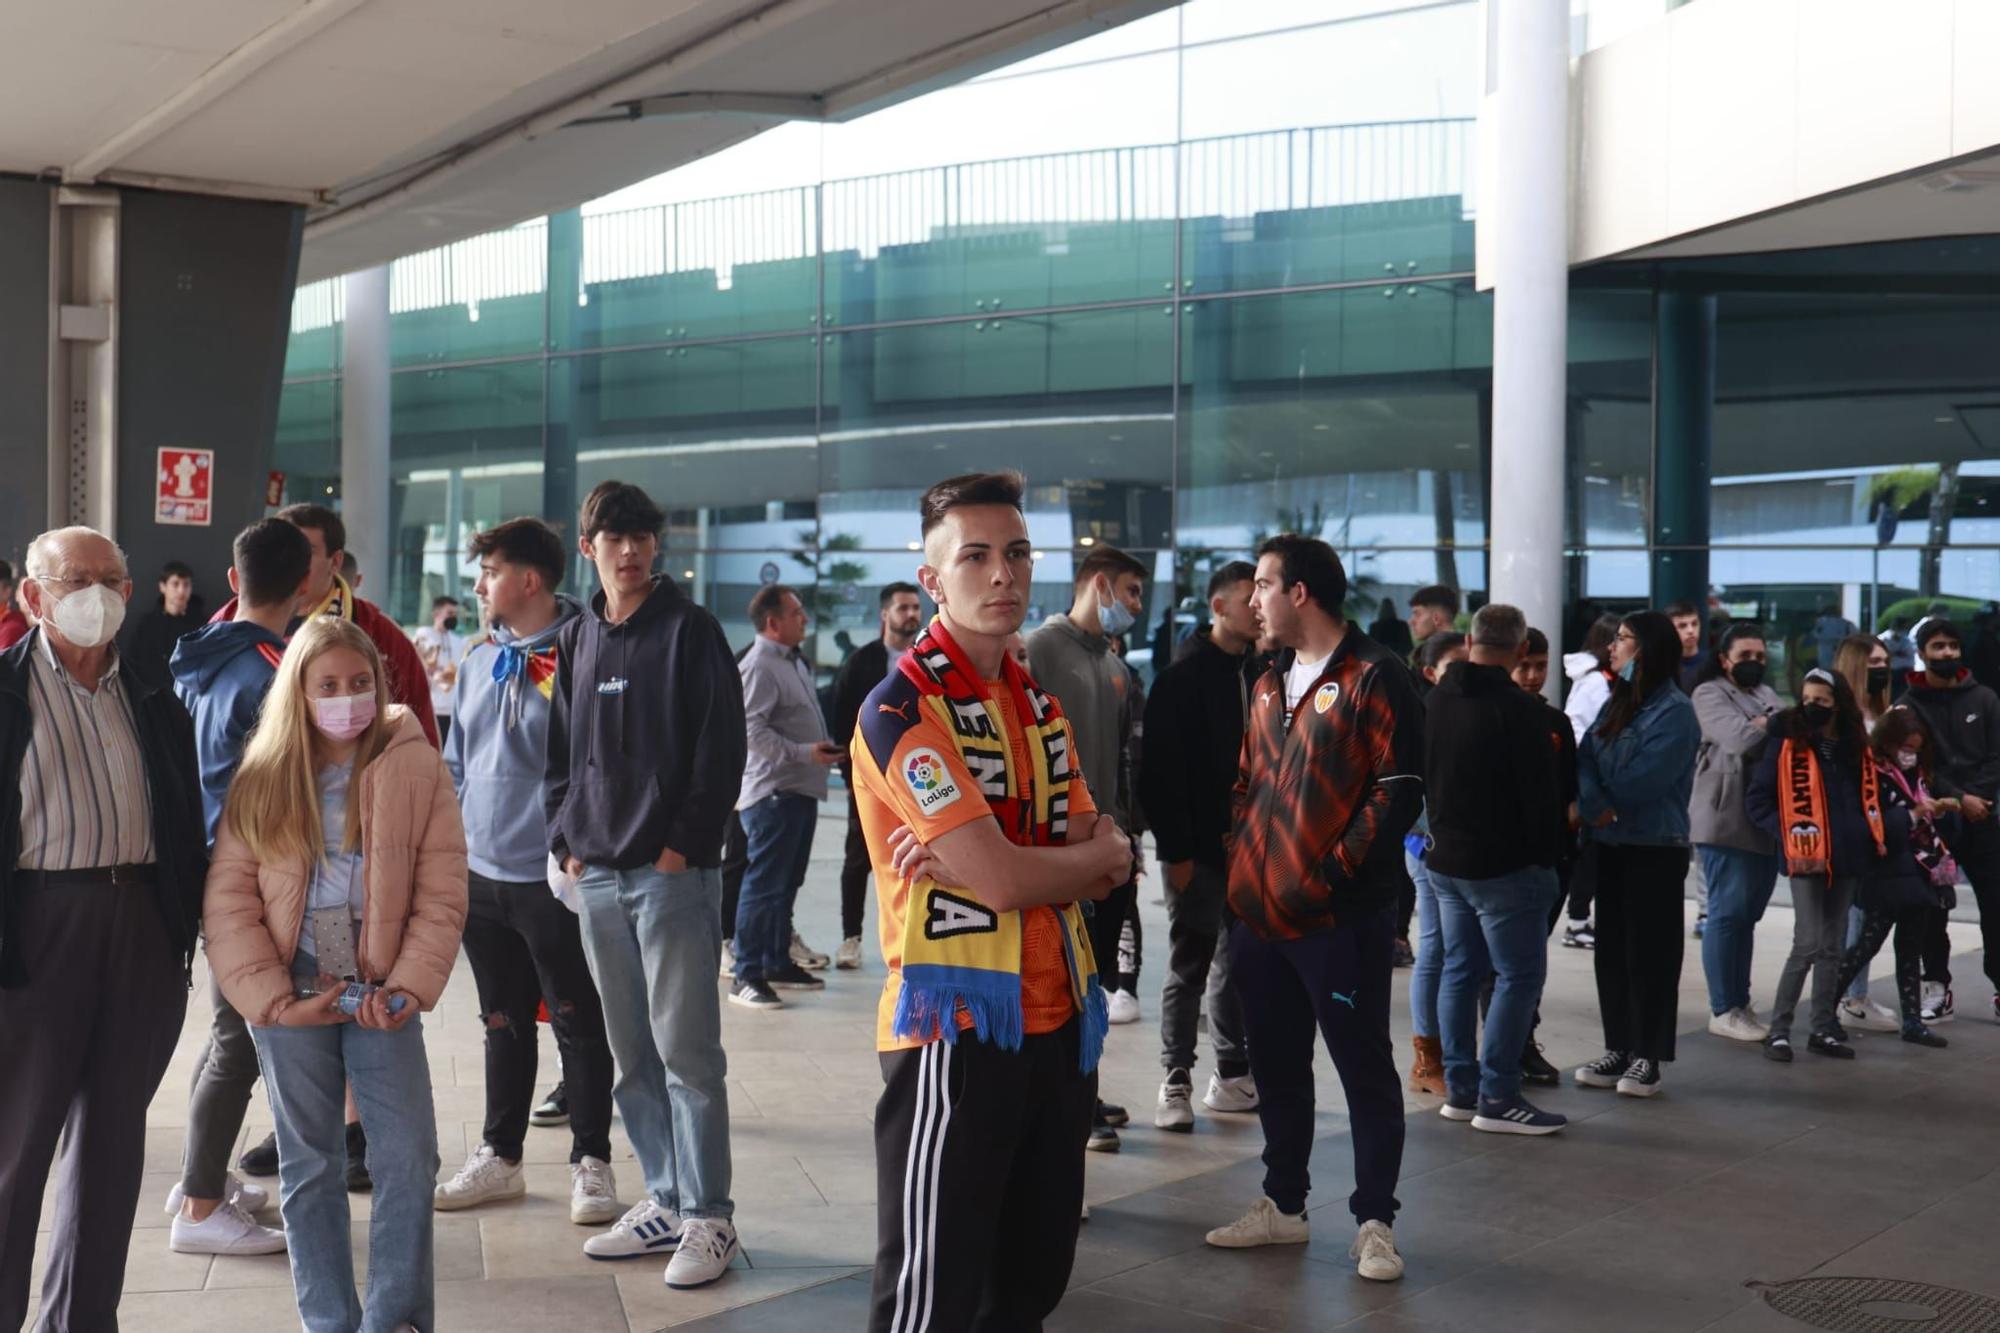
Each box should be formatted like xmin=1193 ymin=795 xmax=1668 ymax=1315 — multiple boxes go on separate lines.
xmin=891 ymin=618 xmax=1108 ymax=1071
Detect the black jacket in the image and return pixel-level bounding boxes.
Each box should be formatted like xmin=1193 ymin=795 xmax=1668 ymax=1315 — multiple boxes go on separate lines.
xmin=1423 ymin=660 xmax=1571 ymax=879
xmin=832 ymin=639 xmax=892 ymax=751
xmin=545 ymin=577 xmax=747 ymax=870
xmin=1745 ymin=715 xmax=1885 ymax=880
xmin=119 ymin=606 xmax=202 ymax=688
xmin=1896 ymin=671 xmax=2000 ymax=803
xmin=1140 ymin=628 xmax=1255 ymax=869
xmin=0 ymin=631 xmax=207 ymax=988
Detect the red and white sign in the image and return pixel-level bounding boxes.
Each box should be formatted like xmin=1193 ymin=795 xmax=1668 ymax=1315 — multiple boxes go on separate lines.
xmin=266 ymin=470 xmax=286 ymax=507
xmin=157 ymin=448 xmax=213 ymax=527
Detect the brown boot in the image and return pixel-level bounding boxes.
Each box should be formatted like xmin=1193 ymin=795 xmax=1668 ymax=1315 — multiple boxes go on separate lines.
xmin=1407 ymin=1035 xmax=1445 ymax=1097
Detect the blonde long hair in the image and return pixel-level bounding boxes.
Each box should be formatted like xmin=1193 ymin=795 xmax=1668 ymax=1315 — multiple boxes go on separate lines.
xmin=1834 ymin=632 xmax=1889 ymax=725
xmin=222 ymin=618 xmax=394 ymax=868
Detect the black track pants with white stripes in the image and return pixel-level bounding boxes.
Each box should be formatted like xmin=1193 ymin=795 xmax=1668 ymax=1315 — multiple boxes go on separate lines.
xmin=869 ymin=1019 xmax=1095 ymax=1332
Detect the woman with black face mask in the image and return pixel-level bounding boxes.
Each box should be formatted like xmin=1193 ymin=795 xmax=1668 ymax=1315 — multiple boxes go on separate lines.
xmin=1687 ymin=623 xmax=1785 ymax=1043
xmin=1834 ymin=633 xmax=1892 ymax=727
xmin=1745 ymin=669 xmax=1886 ymax=1062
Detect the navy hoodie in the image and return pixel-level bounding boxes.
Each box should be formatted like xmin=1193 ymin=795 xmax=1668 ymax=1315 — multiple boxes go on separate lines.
xmin=170 ymin=619 xmax=287 ymax=845
xmin=545 ymin=576 xmax=747 ymax=870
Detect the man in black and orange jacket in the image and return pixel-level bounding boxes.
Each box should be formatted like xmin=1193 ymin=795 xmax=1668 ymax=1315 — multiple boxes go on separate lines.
xmin=1204 ymin=535 xmax=1423 ymax=1282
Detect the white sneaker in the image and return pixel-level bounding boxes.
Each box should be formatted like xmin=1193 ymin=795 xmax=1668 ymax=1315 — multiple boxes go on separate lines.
xmin=1203 ymin=1072 xmax=1259 ymax=1113
xmin=432 ymin=1145 xmax=526 ymax=1211
xmin=835 ymin=935 xmax=863 ymax=970
xmin=1707 ymin=1007 xmax=1767 ymax=1042
xmin=584 ymin=1197 xmax=682 ymax=1260
xmin=1106 ymin=989 xmax=1141 ymax=1025
xmin=169 ymin=1199 xmax=287 ymax=1255
xmin=790 ymin=932 xmax=830 ymax=971
xmin=1351 ymin=1219 xmax=1404 ymax=1281
xmin=1155 ymin=1071 xmax=1194 ymax=1132
xmin=664 ymin=1216 xmax=739 ymax=1288
xmin=1840 ymin=997 xmax=1901 ymax=1033
xmin=570 ymin=1156 xmax=621 ymax=1225
xmin=719 ymin=939 xmax=736 ymax=979
xmin=1205 ymin=1196 xmax=1308 ymax=1248
xmin=165 ymin=1172 xmax=270 ymax=1216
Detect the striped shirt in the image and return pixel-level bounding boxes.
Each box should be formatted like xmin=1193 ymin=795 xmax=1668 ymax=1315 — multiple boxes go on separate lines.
xmin=17 ymin=630 xmax=156 ymax=870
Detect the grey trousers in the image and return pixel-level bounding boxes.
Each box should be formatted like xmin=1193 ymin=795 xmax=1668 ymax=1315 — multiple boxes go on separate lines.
xmin=1768 ymin=874 xmax=1858 ymax=1042
xmin=0 ymin=877 xmax=187 ymax=1333
xmin=1159 ymin=864 xmax=1249 ymax=1075
xmin=180 ymin=965 xmax=261 ymax=1200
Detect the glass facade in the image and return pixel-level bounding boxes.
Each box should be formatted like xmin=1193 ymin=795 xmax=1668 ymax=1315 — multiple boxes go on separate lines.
xmin=274 ymin=0 xmax=2000 ymax=691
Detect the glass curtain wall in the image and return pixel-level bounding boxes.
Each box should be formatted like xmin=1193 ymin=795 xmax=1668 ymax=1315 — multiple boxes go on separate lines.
xmin=277 ymin=0 xmax=1487 ymax=674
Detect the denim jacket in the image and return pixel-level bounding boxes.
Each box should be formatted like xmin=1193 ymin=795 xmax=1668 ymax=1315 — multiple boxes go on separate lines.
xmin=1579 ymin=684 xmax=1700 ymax=846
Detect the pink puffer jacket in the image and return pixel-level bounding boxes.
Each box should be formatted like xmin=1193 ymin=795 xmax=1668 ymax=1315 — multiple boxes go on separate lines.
xmin=205 ymin=708 xmax=468 ymax=1026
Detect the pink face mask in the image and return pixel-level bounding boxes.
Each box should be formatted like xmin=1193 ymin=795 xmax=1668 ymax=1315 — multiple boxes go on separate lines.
xmin=312 ymin=693 xmax=376 ymax=741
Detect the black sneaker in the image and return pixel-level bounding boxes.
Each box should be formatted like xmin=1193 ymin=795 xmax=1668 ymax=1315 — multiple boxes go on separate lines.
xmin=729 ymin=978 xmax=784 ymax=1010
xmin=1827 ymin=1020 xmax=1852 ymax=1043
xmin=1561 ymin=922 xmax=1596 ymax=950
xmin=530 ymin=1082 xmax=569 ymax=1127
xmin=238 ymin=1131 xmax=280 ymax=1178
xmin=1764 ymin=1035 xmax=1793 ymax=1063
xmin=1519 ymin=1041 xmax=1560 ymax=1087
xmin=1471 ymin=1096 xmax=1567 ymax=1136
xmin=345 ymin=1121 xmax=372 ymax=1193
xmin=1392 ymin=938 xmax=1416 ymax=967
xmin=1097 ymin=1099 xmax=1130 ymax=1129
xmin=1615 ymin=1058 xmax=1662 ymax=1097
xmin=1574 ymin=1050 xmax=1628 ymax=1088
xmin=1086 ymin=1123 xmax=1121 ymax=1153
xmin=766 ymin=963 xmax=825 ymax=991
xmin=1438 ymin=1091 xmax=1475 ymax=1122
xmin=1902 ymin=1024 xmax=1948 ymax=1048
xmin=1808 ymin=1032 xmax=1855 ymax=1060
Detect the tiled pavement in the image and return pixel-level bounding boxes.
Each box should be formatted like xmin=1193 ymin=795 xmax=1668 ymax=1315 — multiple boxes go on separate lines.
xmin=29 ymin=800 xmax=1999 ymax=1330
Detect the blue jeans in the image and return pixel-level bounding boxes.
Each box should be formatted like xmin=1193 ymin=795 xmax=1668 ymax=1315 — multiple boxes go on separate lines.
xmin=1697 ymin=845 xmax=1779 ymax=1015
xmin=1843 ymin=905 xmax=1871 ymax=1002
xmin=734 ymin=792 xmax=820 ymax=982
xmin=1406 ymin=852 xmax=1442 ymax=1040
xmin=1429 ymin=866 xmax=1559 ymax=1104
xmin=253 ymin=981 xmax=438 ymax=1333
xmin=576 ymin=863 xmax=734 ymax=1220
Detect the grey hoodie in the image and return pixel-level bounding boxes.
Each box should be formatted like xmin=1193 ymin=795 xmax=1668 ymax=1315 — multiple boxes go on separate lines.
xmin=1025 ymin=613 xmax=1138 ymax=830
xmin=1688 ymin=675 xmax=1783 ymax=853
xmin=445 ymin=596 xmax=583 ymax=881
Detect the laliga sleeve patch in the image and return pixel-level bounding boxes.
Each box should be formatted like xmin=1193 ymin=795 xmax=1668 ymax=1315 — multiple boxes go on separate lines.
xmin=903 ymin=747 xmax=963 ymax=813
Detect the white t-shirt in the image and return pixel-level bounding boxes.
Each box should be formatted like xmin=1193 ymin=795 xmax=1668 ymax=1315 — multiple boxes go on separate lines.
xmin=413 ymin=626 xmax=468 ymax=716
xmin=1285 ymin=653 xmax=1330 ymax=717
xmin=297 ymin=762 xmax=365 ymax=965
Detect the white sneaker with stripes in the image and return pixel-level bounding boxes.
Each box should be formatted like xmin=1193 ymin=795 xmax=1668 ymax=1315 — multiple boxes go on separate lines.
xmin=583 ymin=1197 xmax=682 ymax=1260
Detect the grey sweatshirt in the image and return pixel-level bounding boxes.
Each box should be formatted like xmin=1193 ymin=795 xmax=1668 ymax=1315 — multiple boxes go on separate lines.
xmin=1688 ymin=676 xmax=1784 ymax=853
xmin=444 ymin=595 xmax=583 ymax=882
xmin=1026 ymin=613 xmax=1138 ymax=830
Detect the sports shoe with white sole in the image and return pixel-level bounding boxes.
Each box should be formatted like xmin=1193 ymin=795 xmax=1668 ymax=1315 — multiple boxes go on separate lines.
xmin=1921 ymin=982 xmax=1953 ymax=1024
xmin=1105 ymin=989 xmax=1141 ymax=1025
xmin=665 ymin=1217 xmax=738 ymax=1288
xmin=434 ymin=1145 xmax=526 ymax=1211
xmin=728 ymin=977 xmax=784 ymax=1010
xmin=1203 ymin=1072 xmax=1259 ymax=1113
xmin=1439 ymin=1092 xmax=1476 ymax=1122
xmin=1616 ymin=1057 xmax=1663 ymax=1097
xmin=1707 ymin=1007 xmax=1768 ymax=1042
xmin=1471 ymin=1096 xmax=1567 ymax=1136
xmin=718 ymin=938 xmax=736 ymax=979
xmin=790 ymin=932 xmax=830 ymax=971
xmin=1205 ymin=1196 xmax=1308 ymax=1248
xmin=584 ymin=1197 xmax=682 ymax=1260
xmin=570 ymin=1156 xmax=621 ymax=1226
xmin=1839 ymin=997 xmax=1901 ymax=1033
xmin=1351 ymin=1219 xmax=1404 ymax=1281
xmin=530 ymin=1082 xmax=569 ymax=1127
xmin=1574 ymin=1050 xmax=1629 ymax=1088
xmin=169 ymin=1199 xmax=287 ymax=1255
xmin=165 ymin=1172 xmax=269 ymax=1216
xmin=1155 ymin=1069 xmax=1195 ymax=1132
xmin=835 ymin=935 xmax=863 ymax=970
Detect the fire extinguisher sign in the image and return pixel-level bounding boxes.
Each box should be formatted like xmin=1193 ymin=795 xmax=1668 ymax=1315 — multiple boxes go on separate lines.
xmin=157 ymin=448 xmax=214 ymax=526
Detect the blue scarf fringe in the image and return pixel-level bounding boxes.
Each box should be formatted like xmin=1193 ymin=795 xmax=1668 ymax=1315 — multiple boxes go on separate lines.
xmin=1078 ymin=975 xmax=1109 ymax=1073
xmin=893 ymin=963 xmax=1025 ymax=1052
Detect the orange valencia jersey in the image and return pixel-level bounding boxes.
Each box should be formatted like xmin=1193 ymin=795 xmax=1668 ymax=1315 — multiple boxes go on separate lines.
xmin=851 ymin=665 xmax=1097 ymax=1052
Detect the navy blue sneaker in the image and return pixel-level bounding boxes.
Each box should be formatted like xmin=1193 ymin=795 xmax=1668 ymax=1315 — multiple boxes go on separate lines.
xmin=1471 ymin=1097 xmax=1567 ymax=1136
xmin=1439 ymin=1091 xmax=1476 ymax=1122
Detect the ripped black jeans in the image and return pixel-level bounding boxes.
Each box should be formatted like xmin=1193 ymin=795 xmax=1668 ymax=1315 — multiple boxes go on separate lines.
xmin=463 ymin=872 xmax=615 ymax=1163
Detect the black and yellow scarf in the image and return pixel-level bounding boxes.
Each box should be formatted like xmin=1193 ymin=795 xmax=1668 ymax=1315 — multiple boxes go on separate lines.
xmin=890 ymin=618 xmax=1109 ymax=1071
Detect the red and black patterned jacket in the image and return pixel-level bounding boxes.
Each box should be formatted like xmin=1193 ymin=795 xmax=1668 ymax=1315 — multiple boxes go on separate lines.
xmin=1228 ymin=629 xmax=1425 ymax=940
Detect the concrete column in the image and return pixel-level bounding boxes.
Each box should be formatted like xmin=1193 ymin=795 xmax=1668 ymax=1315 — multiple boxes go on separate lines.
xmin=1650 ymin=289 xmax=1714 ymax=612
xmin=341 ymin=264 xmax=391 ymax=609
xmin=1485 ymin=0 xmax=1569 ymax=680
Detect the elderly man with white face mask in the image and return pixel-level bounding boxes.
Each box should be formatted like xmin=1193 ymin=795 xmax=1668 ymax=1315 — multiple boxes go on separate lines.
xmin=0 ymin=526 xmax=207 ymax=1333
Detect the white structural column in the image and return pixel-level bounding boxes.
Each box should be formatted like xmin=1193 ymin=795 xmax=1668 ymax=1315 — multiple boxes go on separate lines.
xmin=340 ymin=265 xmax=391 ymax=598
xmin=1486 ymin=0 xmax=1569 ymax=675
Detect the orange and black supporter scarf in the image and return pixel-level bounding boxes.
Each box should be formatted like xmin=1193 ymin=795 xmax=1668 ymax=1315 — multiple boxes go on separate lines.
xmin=1779 ymin=738 xmax=1885 ymax=876
xmin=891 ymin=617 xmax=1109 ymax=1071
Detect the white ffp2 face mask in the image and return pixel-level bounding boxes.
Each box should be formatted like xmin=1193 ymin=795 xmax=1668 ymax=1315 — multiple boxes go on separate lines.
xmin=47 ymin=582 xmax=126 ymax=649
